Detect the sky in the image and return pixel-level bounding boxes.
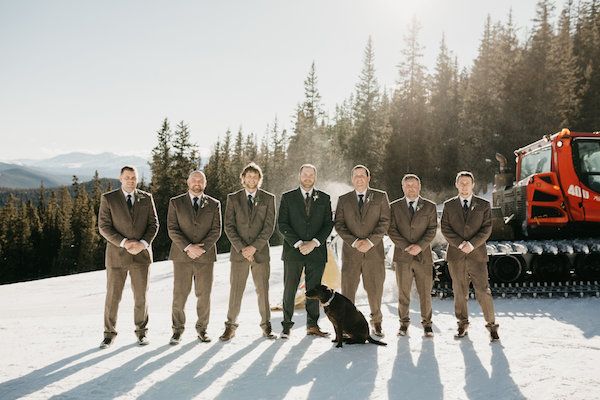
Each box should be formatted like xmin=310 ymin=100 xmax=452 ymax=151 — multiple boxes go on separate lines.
xmin=0 ymin=0 xmax=570 ymax=161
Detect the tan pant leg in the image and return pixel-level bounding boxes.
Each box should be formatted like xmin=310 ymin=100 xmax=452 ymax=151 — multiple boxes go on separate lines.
xmin=194 ymin=263 xmax=214 ymax=333
xmin=448 ymin=260 xmax=470 ymax=326
xmin=395 ymin=260 xmax=413 ymax=325
xmin=226 ymin=260 xmax=251 ymax=327
xmin=466 ymin=258 xmax=496 ymax=326
xmin=250 ymin=261 xmax=271 ymax=328
xmin=129 ymin=263 xmax=150 ymax=337
xmin=104 ymin=266 xmax=128 ymax=338
xmin=412 ymin=260 xmax=433 ymax=327
xmin=341 ymin=258 xmax=362 ymax=304
xmin=172 ymin=262 xmax=193 ymax=334
xmin=362 ymin=259 xmax=386 ymax=324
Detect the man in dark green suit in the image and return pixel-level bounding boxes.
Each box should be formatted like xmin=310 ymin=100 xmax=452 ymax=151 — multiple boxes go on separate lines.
xmin=278 ymin=164 xmax=334 ymax=339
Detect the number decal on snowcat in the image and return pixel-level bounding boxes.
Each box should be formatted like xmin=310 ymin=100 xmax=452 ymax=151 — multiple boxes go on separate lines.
xmin=567 ymin=184 xmax=590 ymax=199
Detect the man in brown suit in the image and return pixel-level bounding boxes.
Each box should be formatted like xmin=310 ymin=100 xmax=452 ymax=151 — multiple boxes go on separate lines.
xmin=220 ymin=162 xmax=276 ymax=341
xmin=167 ymin=170 xmax=221 ymax=345
xmin=98 ymin=165 xmax=159 ymax=349
xmin=388 ymin=174 xmax=438 ymax=337
xmin=334 ymin=165 xmax=390 ymax=337
xmin=441 ymin=171 xmax=499 ymax=341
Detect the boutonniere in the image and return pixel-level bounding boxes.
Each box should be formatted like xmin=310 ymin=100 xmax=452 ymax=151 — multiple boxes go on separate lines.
xmin=470 ymin=204 xmax=476 ymax=211
xmin=415 ymin=203 xmax=423 ymax=212
xmin=312 ymin=191 xmax=319 ymax=202
xmin=200 ymin=196 xmax=210 ymax=209
xmin=366 ymin=193 xmax=374 ymax=203
xmin=253 ymin=196 xmax=260 ymax=206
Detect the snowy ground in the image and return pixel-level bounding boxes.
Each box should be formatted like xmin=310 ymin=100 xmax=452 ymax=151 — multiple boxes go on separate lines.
xmin=1 ymin=246 xmax=599 ymax=400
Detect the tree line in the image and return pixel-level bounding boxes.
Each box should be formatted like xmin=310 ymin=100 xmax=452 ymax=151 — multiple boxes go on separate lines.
xmin=2 ymin=0 xmax=600 ymax=283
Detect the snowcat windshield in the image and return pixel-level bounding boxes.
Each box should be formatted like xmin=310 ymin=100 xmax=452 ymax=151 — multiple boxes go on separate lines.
xmin=519 ymin=146 xmax=551 ymax=181
xmin=573 ymin=139 xmax=600 ymax=193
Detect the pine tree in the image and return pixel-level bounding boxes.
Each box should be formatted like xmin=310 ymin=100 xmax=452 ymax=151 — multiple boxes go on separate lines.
xmin=385 ymin=17 xmax=429 ymax=199
xmin=172 ymin=120 xmax=200 ymax=193
xmin=149 ymin=118 xmax=175 ymax=260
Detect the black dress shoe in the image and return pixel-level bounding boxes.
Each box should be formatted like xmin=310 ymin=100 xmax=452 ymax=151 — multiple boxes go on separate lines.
xmin=170 ymin=332 xmax=182 ymax=345
xmin=280 ymin=326 xmax=291 ymax=339
xmin=198 ymin=331 xmax=212 ymax=343
xmin=137 ymin=335 xmax=150 ymax=346
xmin=99 ymin=337 xmax=113 ymax=349
xmin=398 ymin=324 xmax=408 ymax=337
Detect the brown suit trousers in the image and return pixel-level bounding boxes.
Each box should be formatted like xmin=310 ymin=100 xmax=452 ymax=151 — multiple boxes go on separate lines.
xmin=167 ymin=192 xmax=222 ymax=334
xmin=334 ymin=188 xmax=390 ymax=324
xmin=441 ymin=196 xmax=496 ymax=327
xmin=223 ymin=189 xmax=276 ymax=328
xmin=389 ymin=197 xmax=437 ymax=327
xmin=98 ymin=188 xmax=158 ymax=339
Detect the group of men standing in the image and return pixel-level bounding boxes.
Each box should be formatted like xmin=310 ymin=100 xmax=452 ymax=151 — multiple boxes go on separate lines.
xmin=97 ymin=162 xmax=499 ymax=349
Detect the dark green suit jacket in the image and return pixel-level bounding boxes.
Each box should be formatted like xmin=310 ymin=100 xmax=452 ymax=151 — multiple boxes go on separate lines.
xmin=278 ymin=187 xmax=334 ymax=264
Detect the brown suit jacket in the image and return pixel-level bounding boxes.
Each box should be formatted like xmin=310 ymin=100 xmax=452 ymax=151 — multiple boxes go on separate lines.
xmin=334 ymin=188 xmax=391 ymax=263
xmin=98 ymin=188 xmax=159 ymax=268
xmin=167 ymin=192 xmax=222 ymax=264
xmin=388 ymin=196 xmax=438 ymax=265
xmin=224 ymin=188 xmax=276 ymax=263
xmin=441 ymin=195 xmax=492 ymax=263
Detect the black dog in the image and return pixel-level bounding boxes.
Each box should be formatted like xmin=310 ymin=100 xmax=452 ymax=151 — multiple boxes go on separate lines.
xmin=305 ymin=284 xmax=387 ymax=348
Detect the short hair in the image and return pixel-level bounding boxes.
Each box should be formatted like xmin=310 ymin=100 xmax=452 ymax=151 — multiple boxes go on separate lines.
xmin=240 ymin=162 xmax=263 ymax=186
xmin=351 ymin=164 xmax=370 ymax=178
xmin=188 ymin=170 xmax=206 ymax=180
xmin=299 ymin=163 xmax=317 ymax=174
xmin=120 ymin=165 xmax=138 ymax=176
xmin=401 ymin=174 xmax=421 ymax=185
xmin=455 ymin=171 xmax=474 ymax=184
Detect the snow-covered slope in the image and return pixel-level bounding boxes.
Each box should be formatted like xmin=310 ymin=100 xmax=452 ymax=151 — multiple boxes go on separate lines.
xmin=1 ymin=246 xmax=599 ymax=399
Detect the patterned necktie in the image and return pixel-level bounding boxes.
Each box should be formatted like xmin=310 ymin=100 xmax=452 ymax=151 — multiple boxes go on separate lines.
xmin=248 ymin=194 xmax=253 ymax=211
xmin=463 ymin=199 xmax=469 ymax=213
xmin=358 ymin=194 xmax=364 ymax=211
xmin=127 ymin=194 xmax=133 ymax=210
xmin=304 ymin=192 xmax=311 ymax=215
xmin=409 ymin=201 xmax=415 ymax=218
xmin=193 ymin=196 xmax=199 ymax=212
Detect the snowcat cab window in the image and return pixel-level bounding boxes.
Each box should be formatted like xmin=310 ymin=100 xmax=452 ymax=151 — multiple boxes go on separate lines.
xmin=519 ymin=146 xmax=551 ymax=181
xmin=573 ymin=139 xmax=600 ymax=193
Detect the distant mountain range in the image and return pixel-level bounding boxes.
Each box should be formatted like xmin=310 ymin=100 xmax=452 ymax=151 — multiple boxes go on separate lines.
xmin=0 ymin=152 xmax=151 ymax=189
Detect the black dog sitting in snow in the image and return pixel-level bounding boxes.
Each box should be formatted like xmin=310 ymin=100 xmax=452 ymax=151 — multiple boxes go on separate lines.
xmin=305 ymin=284 xmax=387 ymax=348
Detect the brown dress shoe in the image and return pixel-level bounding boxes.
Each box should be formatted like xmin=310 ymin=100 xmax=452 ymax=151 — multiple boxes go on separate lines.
xmin=455 ymin=323 xmax=469 ymax=339
xmin=219 ymin=325 xmax=236 ymax=342
xmin=262 ymin=323 xmax=276 ymax=340
xmin=487 ymin=323 xmax=500 ymax=341
xmin=372 ymin=322 xmax=384 ymax=338
xmin=424 ymin=326 xmax=434 ymax=337
xmin=198 ymin=331 xmax=212 ymax=343
xmin=306 ymin=326 xmax=330 ymax=337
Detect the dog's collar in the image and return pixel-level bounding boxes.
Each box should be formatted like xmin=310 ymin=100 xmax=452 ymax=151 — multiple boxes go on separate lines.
xmin=323 ymin=291 xmax=336 ymax=307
